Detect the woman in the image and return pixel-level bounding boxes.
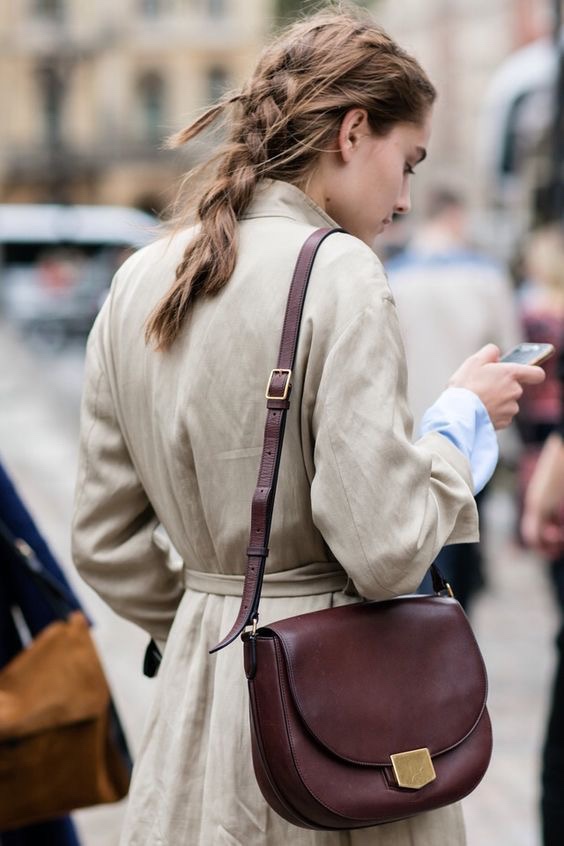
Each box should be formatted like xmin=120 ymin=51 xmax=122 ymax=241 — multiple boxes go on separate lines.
xmin=72 ymin=8 xmax=544 ymax=845
xmin=516 ymin=229 xmax=564 ymax=845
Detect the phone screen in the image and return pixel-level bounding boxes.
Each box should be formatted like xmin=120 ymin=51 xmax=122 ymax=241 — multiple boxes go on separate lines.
xmin=500 ymin=343 xmax=554 ymax=366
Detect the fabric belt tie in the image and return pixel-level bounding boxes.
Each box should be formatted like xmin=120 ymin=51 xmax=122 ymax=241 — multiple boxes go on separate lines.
xmin=183 ymin=564 xmax=348 ymax=598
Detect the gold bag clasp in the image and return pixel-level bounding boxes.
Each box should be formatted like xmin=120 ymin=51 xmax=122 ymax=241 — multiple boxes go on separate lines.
xmin=390 ymin=747 xmax=436 ymax=790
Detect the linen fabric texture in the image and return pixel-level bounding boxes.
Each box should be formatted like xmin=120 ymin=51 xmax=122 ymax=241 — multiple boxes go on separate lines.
xmin=72 ymin=180 xmax=480 ymax=845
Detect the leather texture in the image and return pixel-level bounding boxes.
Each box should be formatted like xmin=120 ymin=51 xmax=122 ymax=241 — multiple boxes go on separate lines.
xmin=245 ymin=597 xmax=492 ymax=829
xmin=0 ymin=611 xmax=131 ymax=830
xmin=215 ymin=227 xmax=492 ymax=830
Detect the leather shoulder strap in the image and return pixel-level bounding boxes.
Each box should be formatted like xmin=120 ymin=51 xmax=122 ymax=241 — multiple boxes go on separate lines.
xmin=210 ymin=227 xmax=343 ymax=652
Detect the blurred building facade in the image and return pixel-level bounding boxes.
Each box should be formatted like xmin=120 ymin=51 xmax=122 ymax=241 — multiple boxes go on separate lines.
xmin=376 ymin=0 xmax=558 ymax=254
xmin=0 ymin=0 xmax=275 ymax=211
xmin=0 ymin=0 xmax=559 ymax=244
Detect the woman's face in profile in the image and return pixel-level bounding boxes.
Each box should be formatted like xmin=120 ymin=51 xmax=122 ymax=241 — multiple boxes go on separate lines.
xmin=314 ymin=108 xmax=432 ymax=247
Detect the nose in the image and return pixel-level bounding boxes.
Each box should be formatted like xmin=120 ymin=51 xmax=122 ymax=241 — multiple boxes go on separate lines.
xmin=394 ymin=181 xmax=411 ymax=216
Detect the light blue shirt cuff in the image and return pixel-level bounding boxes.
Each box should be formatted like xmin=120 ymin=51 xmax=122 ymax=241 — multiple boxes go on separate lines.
xmin=418 ymin=387 xmax=499 ymax=495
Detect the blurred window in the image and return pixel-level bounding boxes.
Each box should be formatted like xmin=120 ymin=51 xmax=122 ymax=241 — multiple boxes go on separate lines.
xmin=207 ymin=66 xmax=229 ymax=103
xmin=34 ymin=0 xmax=64 ymax=19
xmin=36 ymin=63 xmax=64 ymax=146
xmin=207 ymin=0 xmax=226 ymax=18
xmin=140 ymin=0 xmax=164 ymax=15
xmin=138 ymin=72 xmax=165 ymax=143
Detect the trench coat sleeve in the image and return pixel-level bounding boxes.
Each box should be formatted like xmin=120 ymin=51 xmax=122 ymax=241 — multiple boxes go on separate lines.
xmin=71 ymin=313 xmax=184 ymax=644
xmin=310 ymin=293 xmax=479 ymax=600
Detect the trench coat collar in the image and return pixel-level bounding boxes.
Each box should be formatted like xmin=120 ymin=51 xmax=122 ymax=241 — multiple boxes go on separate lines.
xmin=242 ymin=179 xmax=339 ymax=230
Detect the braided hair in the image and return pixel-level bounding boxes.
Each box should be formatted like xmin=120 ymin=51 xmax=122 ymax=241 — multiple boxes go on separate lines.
xmin=146 ymin=5 xmax=436 ymax=349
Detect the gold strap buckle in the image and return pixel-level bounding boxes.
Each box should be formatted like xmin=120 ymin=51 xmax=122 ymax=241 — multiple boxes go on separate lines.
xmin=265 ymin=369 xmax=292 ymax=401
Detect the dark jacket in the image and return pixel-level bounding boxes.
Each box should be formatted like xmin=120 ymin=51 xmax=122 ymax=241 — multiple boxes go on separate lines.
xmin=0 ymin=458 xmax=81 ymax=846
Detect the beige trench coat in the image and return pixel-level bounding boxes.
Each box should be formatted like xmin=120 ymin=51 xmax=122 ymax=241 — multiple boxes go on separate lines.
xmin=72 ymin=180 xmax=479 ymax=846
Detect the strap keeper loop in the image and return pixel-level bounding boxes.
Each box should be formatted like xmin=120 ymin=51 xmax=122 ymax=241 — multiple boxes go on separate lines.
xmin=247 ymin=545 xmax=269 ymax=558
xmin=266 ymin=398 xmax=290 ymax=410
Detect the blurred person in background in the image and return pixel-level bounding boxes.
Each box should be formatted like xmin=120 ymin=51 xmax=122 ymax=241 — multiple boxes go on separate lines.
xmin=71 ymin=7 xmax=544 ymax=845
xmin=516 ymin=226 xmax=564 ymax=515
xmin=519 ymin=228 xmax=564 ymax=846
xmin=386 ymin=188 xmax=520 ymax=613
xmin=0 ymin=459 xmax=81 ymax=846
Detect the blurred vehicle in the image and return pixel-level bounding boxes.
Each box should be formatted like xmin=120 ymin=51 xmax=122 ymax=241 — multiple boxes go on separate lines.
xmin=0 ymin=204 xmax=158 ymax=347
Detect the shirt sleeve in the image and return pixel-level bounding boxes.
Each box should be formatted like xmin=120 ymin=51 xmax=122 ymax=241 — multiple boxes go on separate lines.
xmin=419 ymin=387 xmax=499 ymax=495
xmin=71 ymin=309 xmax=184 ymax=644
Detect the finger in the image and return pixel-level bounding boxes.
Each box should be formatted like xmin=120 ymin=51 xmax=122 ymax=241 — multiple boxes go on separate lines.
xmin=502 ymin=364 xmax=546 ymax=385
xmin=472 ymin=343 xmax=501 ymax=364
xmin=506 ymin=400 xmax=521 ymax=426
xmin=495 ymin=409 xmax=518 ymax=430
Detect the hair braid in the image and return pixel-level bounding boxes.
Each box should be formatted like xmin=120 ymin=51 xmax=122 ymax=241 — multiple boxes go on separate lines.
xmin=146 ymin=4 xmax=436 ymax=350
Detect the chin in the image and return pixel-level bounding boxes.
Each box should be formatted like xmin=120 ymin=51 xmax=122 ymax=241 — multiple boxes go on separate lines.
xmin=355 ymin=233 xmax=375 ymax=246
xmin=350 ymin=225 xmax=380 ymax=245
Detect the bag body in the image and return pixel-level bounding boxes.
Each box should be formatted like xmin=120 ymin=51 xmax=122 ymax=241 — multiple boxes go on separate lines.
xmin=244 ymin=596 xmax=491 ymax=830
xmin=0 ymin=611 xmax=130 ymax=830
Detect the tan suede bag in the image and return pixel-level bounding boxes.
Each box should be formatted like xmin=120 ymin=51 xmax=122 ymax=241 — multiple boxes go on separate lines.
xmin=0 ymin=525 xmax=131 ymax=830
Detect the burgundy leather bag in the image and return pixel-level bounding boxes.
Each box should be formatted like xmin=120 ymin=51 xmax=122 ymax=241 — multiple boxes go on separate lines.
xmin=211 ymin=228 xmax=492 ymax=830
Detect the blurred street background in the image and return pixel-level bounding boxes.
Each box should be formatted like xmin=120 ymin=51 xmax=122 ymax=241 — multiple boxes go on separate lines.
xmin=2 ymin=0 xmax=564 ymax=844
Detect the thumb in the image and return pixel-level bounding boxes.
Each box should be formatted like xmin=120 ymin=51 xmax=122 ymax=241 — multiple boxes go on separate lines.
xmin=473 ymin=343 xmax=501 ymax=364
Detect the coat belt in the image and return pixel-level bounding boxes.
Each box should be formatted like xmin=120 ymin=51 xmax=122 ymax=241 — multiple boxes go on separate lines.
xmin=183 ymin=562 xmax=348 ymax=598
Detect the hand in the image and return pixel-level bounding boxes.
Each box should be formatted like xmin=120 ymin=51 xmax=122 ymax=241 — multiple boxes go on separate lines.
xmin=520 ymin=433 xmax=564 ymax=558
xmin=521 ymin=507 xmax=564 ymax=558
xmin=448 ymin=343 xmax=546 ymax=430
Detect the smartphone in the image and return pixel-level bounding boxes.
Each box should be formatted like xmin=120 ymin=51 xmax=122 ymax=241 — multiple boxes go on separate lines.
xmin=500 ymin=342 xmax=555 ymax=366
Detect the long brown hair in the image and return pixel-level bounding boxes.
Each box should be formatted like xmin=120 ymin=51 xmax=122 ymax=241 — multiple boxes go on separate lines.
xmin=146 ymin=4 xmax=436 ymax=350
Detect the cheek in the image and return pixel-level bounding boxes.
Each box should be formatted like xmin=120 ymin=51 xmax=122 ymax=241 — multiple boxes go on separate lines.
xmin=385 ymin=165 xmax=407 ymax=205
xmin=369 ymin=150 xmax=401 ymax=197
xmin=375 ymin=168 xmax=400 ymax=208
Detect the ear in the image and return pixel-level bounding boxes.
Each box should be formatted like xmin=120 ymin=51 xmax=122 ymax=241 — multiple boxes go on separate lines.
xmin=337 ymin=108 xmax=370 ymax=163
